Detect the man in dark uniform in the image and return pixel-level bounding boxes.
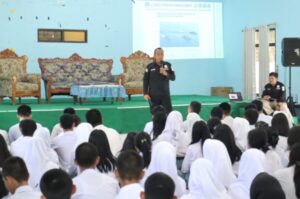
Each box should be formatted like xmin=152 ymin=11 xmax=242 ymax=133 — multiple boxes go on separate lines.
xmin=143 ymin=48 xmax=175 ymax=114
xmin=262 ymin=72 xmax=293 ymax=123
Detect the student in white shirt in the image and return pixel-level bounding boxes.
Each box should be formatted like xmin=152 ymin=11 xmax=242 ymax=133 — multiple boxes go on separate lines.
xmin=86 ymin=109 xmax=122 ymax=157
xmin=143 ymin=105 xmax=166 ymax=135
xmin=40 ymin=169 xmax=76 ymax=199
xmin=232 ymin=117 xmax=251 ymax=151
xmin=115 ymin=151 xmax=144 ymax=199
xmin=2 ymin=157 xmax=41 ymax=199
xmin=245 ymin=107 xmax=259 ymax=130
xmin=219 ymin=102 xmax=234 ymax=130
xmin=52 ymin=114 xmax=77 ymax=171
xmin=51 ymin=107 xmax=77 ymax=139
xmin=135 ymin=132 xmax=152 ymax=169
xmin=0 ymin=135 xmax=11 ymax=168
xmin=274 ymin=143 xmax=300 ymax=199
xmin=181 ymin=159 xmax=231 ymax=199
xmin=252 ymin=100 xmax=272 ymax=126
xmin=88 ymin=130 xmax=116 ymax=177
xmin=144 ymin=142 xmax=186 ymax=198
xmin=149 ymin=110 xmax=167 ymax=142
xmin=140 ymin=172 xmax=176 ymax=199
xmin=250 ymin=172 xmax=286 ymax=199
xmin=8 ymin=104 xmax=42 ymax=144
xmin=183 ymin=101 xmax=203 ymax=131
xmin=72 ymin=143 xmax=118 ymax=199
xmin=228 ymin=149 xmax=267 ymax=199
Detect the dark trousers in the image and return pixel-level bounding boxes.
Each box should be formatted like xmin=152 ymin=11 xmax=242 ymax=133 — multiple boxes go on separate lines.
xmin=150 ymin=94 xmax=173 ymax=114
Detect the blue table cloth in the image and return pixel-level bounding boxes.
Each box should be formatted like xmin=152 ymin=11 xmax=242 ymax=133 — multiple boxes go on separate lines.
xmin=70 ymin=84 xmax=126 ymax=98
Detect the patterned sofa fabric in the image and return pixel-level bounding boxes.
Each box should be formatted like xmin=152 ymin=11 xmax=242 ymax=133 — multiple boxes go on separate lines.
xmin=0 ymin=58 xmax=25 ymax=81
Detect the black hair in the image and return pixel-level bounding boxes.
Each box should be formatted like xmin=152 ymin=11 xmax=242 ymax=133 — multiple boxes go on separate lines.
xmin=150 ymin=105 xmax=166 ymax=115
xmin=63 ymin=107 xmax=76 ymax=115
xmin=269 ymin=72 xmax=278 ymax=78
xmin=120 ymin=132 xmax=138 ymax=153
xmin=135 ymin=132 xmax=152 ymax=168
xmin=0 ymin=135 xmax=11 ymax=167
xmin=214 ymin=124 xmax=242 ymax=163
xmin=255 ymin=121 xmax=269 ymax=129
xmin=288 ymin=143 xmax=300 ymax=198
xmin=116 ymin=150 xmax=144 ymax=181
xmin=85 ymin=109 xmax=102 ymax=127
xmin=219 ymin=102 xmax=231 ymax=115
xmin=154 ymin=47 xmax=164 ymax=55
xmin=0 ymin=172 xmax=8 ymax=198
xmin=265 ymin=127 xmax=279 ymax=149
xmin=40 ymin=169 xmax=73 ymax=199
xmin=191 ymin=121 xmax=211 ymax=149
xmin=245 ymin=103 xmax=258 ymax=111
xmin=251 ymin=100 xmax=263 ymax=112
xmin=152 ymin=111 xmax=167 ymax=141
xmin=75 ymin=143 xmax=98 ymax=168
xmin=272 ymin=113 xmax=290 ymax=137
xmin=19 ymin=119 xmax=37 ymax=136
xmin=2 ymin=157 xmax=29 ymax=182
xmin=88 ymin=130 xmax=116 ymax=173
xmin=288 ymin=126 xmax=300 ymax=148
xmin=207 ymin=117 xmax=222 ymax=135
xmin=144 ymin=172 xmax=175 ymax=199
xmin=190 ymin=101 xmax=202 ymax=114
xmin=245 ymin=108 xmax=259 ymax=125
xmin=210 ymin=107 xmax=223 ymax=120
xmin=60 ymin=114 xmax=74 ymax=130
xmin=73 ymin=115 xmax=81 ymax=127
xmin=248 ymin=128 xmax=269 ymax=153
xmin=17 ymin=104 xmax=31 ymax=117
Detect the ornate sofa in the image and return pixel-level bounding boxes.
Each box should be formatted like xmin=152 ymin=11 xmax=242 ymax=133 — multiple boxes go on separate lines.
xmin=0 ymin=49 xmax=41 ymax=105
xmin=38 ymin=54 xmax=114 ymax=103
xmin=119 ymin=51 xmax=153 ymax=100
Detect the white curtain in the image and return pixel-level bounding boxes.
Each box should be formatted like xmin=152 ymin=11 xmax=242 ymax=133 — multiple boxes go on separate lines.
xmin=258 ymin=26 xmax=270 ymax=94
xmin=243 ymin=28 xmax=256 ymax=100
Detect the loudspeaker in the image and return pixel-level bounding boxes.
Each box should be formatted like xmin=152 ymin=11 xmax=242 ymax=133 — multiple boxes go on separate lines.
xmin=282 ymin=38 xmax=300 ymax=66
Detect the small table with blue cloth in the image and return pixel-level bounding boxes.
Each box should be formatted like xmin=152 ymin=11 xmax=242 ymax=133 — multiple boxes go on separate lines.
xmin=70 ymin=83 xmax=126 ymax=104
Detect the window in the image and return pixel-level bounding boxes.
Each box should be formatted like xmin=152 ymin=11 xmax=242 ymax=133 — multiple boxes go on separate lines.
xmin=254 ymin=28 xmax=276 ymax=95
xmin=38 ymin=29 xmax=88 ymax=43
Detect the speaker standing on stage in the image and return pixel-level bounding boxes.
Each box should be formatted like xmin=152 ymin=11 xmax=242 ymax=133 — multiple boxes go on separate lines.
xmin=143 ymin=48 xmax=175 ymax=114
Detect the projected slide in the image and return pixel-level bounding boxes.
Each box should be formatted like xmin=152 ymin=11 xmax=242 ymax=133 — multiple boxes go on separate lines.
xmin=133 ymin=1 xmax=224 ymax=60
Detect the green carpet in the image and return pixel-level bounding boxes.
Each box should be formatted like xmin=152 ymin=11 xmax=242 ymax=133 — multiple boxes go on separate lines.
xmin=0 ymin=95 xmax=249 ymax=133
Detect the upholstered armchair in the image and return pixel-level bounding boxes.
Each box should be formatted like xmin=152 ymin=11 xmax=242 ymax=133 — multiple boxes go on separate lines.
xmin=119 ymin=51 xmax=153 ymax=100
xmin=0 ymin=49 xmax=41 ymax=105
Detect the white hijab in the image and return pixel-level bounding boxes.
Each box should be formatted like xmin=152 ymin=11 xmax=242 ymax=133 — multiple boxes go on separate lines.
xmin=145 ymin=141 xmax=186 ymax=197
xmin=228 ymin=149 xmax=266 ymax=199
xmin=185 ymin=113 xmax=201 ymax=139
xmin=184 ymin=158 xmax=231 ymax=199
xmin=203 ymin=139 xmax=237 ymax=189
xmin=74 ymin=122 xmax=93 ymax=149
xmin=232 ymin=117 xmax=251 ymax=151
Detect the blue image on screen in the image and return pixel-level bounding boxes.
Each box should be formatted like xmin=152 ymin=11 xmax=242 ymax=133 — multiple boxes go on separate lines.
xmin=160 ymin=22 xmax=199 ymax=47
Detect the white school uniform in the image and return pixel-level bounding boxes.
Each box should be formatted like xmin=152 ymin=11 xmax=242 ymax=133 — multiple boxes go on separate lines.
xmin=232 ymin=117 xmax=251 ymax=151
xmin=74 ymin=123 xmax=93 ymax=149
xmin=0 ymin=129 xmax=9 ymax=145
xmin=275 ymin=136 xmax=289 ymax=166
xmin=183 ymin=113 xmax=202 ymax=136
xmin=93 ymin=124 xmax=122 ymax=157
xmin=265 ymin=150 xmax=283 ymax=174
xmin=143 ymin=121 xmax=153 ymax=135
xmin=72 ymin=168 xmax=119 ymax=199
xmin=51 ymin=130 xmax=77 ymax=171
xmin=51 ymin=123 xmax=63 ymax=139
xmin=115 ymin=183 xmax=143 ymax=199
xmin=8 ymin=122 xmax=42 ymax=144
xmin=181 ymin=159 xmax=231 ymax=199
xmin=6 ymin=185 xmax=41 ymax=199
xmin=181 ymin=141 xmax=203 ymax=174
xmin=203 ymin=139 xmax=237 ymax=189
xmin=222 ymin=115 xmax=234 ymax=130
xmin=228 ymin=149 xmax=267 ymax=199
xmin=257 ymin=113 xmax=272 ymax=126
xmin=144 ymin=141 xmax=186 ymax=197
xmin=274 ymin=166 xmax=297 ymax=199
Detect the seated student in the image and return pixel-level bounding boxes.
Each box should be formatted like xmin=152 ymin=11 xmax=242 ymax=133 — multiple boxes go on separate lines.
xmin=52 ymin=114 xmax=77 ymax=171
xmin=8 ymin=105 xmax=41 ymax=144
xmin=0 ymin=135 xmax=11 ymax=168
xmin=0 ymin=129 xmax=8 ymax=145
xmin=11 ymin=119 xmax=59 ymax=188
xmin=183 ymin=101 xmax=203 ymax=131
xmin=115 ymin=151 xmax=144 ymax=199
xmin=120 ymin=132 xmax=138 ymax=153
xmin=232 ymin=117 xmax=251 ymax=151
xmin=252 ymin=100 xmax=272 ymax=126
xmin=219 ymin=102 xmax=234 ymax=130
xmin=245 ymin=108 xmax=259 ymax=130
xmin=51 ymin=108 xmax=77 ymax=139
xmin=86 ymin=109 xmax=122 ymax=157
xmin=150 ymin=110 xmax=167 ymax=141
xmin=140 ymin=172 xmax=176 ymax=199
xmin=144 ymin=106 xmax=166 ymax=134
xmin=261 ymin=72 xmax=293 ymax=124
xmin=2 ymin=157 xmax=41 ymax=199
xmin=40 ymin=169 xmax=76 ymax=199
xmin=210 ymin=107 xmax=223 ymax=120
xmin=72 ymin=143 xmax=118 ymax=199
xmin=207 ymin=117 xmax=222 ymax=136
xmin=135 ymin=132 xmax=152 ymax=169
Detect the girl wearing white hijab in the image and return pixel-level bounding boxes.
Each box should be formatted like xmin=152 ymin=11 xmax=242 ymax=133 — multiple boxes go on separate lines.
xmin=228 ymin=149 xmax=267 ymax=199
xmin=181 ymin=158 xmax=231 ymax=199
xmin=74 ymin=122 xmax=93 ymax=149
xmin=183 ymin=112 xmax=201 ymax=138
xmin=144 ymin=141 xmax=186 ymax=197
xmin=203 ymin=139 xmax=237 ymax=189
xmin=232 ymin=117 xmax=251 ymax=151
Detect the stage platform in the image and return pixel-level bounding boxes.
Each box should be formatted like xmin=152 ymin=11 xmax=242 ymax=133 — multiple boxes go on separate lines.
xmin=0 ymin=95 xmax=249 ymax=133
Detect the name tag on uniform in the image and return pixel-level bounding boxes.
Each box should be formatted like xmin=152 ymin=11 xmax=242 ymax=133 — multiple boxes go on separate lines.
xmin=151 ymin=68 xmax=156 ymax=72
xmin=276 ymin=85 xmax=281 ymax=90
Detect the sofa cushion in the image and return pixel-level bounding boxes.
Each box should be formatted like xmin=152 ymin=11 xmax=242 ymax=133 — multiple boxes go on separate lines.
xmin=0 ymin=58 xmax=25 ymax=80
xmin=124 ymin=81 xmax=143 ymax=88
xmin=16 ymin=82 xmax=38 ymax=91
xmin=124 ymin=58 xmax=152 ymax=82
